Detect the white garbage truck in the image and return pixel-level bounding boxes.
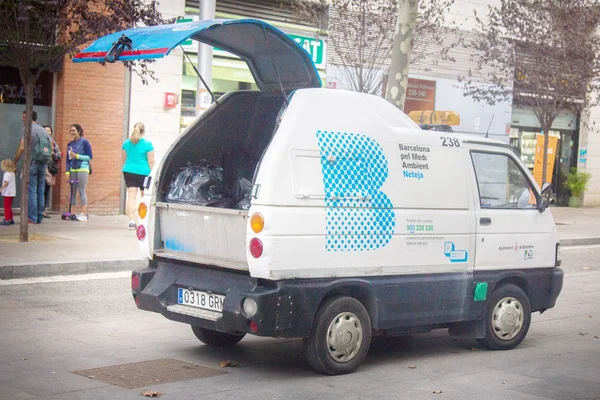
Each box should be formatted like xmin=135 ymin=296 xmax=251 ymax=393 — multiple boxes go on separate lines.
xmin=75 ymin=19 xmax=563 ymax=375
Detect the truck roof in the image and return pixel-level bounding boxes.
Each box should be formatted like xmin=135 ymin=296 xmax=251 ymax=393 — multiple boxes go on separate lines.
xmin=292 ymin=88 xmax=515 ymax=153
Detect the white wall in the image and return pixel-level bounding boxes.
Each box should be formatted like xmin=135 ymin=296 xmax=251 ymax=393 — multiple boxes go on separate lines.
xmin=578 ymin=105 xmax=600 ymax=206
xmin=128 ymin=0 xmax=185 ymax=165
xmin=325 ymin=65 xmax=385 ymax=95
xmin=443 ymin=0 xmax=502 ymax=31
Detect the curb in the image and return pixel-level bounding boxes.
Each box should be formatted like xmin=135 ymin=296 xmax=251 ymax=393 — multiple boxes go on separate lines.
xmin=0 ymin=259 xmax=147 ymax=280
xmin=560 ymin=237 xmax=600 ymax=247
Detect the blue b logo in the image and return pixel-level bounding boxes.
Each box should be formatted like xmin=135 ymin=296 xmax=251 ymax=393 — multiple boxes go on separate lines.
xmin=316 ymin=130 xmax=395 ymax=252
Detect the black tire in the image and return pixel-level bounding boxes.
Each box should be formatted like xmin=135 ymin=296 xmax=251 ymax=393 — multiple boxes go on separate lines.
xmin=304 ymin=296 xmax=371 ymax=375
xmin=477 ymin=284 xmax=531 ymax=350
xmin=191 ymin=326 xmax=245 ymax=347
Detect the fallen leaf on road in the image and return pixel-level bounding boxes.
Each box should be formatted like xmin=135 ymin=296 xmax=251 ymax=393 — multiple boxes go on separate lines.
xmin=594 ymin=336 xmax=599 ymax=339
xmin=587 ymin=316 xmax=593 ymax=318
xmin=220 ymin=360 xmax=240 ymax=368
xmin=21 ymin=358 xmax=27 ymax=360
xmin=579 ymin=332 xmax=589 ymax=336
xmin=140 ymin=390 xmax=164 ymax=398
xmin=408 ymin=365 xmax=417 ymax=369
xmin=433 ymin=390 xmax=442 ymax=394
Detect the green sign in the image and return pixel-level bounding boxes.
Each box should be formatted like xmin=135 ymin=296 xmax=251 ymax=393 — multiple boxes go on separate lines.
xmin=177 ymin=18 xmax=325 ymax=69
xmin=288 ymin=34 xmax=325 ymax=67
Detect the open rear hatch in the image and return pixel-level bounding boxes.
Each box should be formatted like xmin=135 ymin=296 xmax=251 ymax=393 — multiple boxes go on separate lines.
xmin=74 ymin=18 xmax=321 ymax=91
xmin=74 ymin=19 xmax=321 ymax=270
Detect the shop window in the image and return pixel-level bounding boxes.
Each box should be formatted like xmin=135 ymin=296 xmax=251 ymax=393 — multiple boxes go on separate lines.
xmin=0 ymin=67 xmax=53 ymax=106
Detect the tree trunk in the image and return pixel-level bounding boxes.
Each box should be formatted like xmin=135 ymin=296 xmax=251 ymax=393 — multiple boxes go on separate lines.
xmin=19 ymin=81 xmax=35 ymax=242
xmin=385 ymin=0 xmax=419 ymax=110
xmin=541 ymin=123 xmax=551 ymax=186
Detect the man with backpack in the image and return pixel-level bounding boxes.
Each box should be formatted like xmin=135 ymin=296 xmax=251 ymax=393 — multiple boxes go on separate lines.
xmin=42 ymin=125 xmax=61 ymax=219
xmin=14 ymin=110 xmax=53 ymax=224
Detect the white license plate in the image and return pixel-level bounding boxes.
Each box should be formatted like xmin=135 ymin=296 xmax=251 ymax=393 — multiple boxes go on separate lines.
xmin=177 ymin=288 xmax=224 ymax=312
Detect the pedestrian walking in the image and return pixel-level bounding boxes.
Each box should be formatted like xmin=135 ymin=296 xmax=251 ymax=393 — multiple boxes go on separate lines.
xmin=13 ymin=110 xmax=52 ymax=224
xmin=0 ymin=159 xmax=17 ymax=226
xmin=42 ymin=125 xmax=61 ymax=218
xmin=66 ymin=123 xmax=93 ymax=221
xmin=122 ymin=122 xmax=154 ymax=229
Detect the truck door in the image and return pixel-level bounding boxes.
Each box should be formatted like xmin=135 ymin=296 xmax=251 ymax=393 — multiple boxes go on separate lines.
xmin=470 ymin=150 xmax=556 ymax=271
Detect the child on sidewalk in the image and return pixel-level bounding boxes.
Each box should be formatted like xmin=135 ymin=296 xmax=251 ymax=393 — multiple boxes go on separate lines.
xmin=1 ymin=159 xmax=17 ymax=225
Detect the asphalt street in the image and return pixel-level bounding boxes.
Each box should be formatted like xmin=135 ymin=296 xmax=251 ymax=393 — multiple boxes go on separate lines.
xmin=0 ymin=246 xmax=599 ymax=399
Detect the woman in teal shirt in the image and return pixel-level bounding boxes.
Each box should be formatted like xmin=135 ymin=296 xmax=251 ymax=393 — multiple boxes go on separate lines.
xmin=122 ymin=122 xmax=155 ymax=230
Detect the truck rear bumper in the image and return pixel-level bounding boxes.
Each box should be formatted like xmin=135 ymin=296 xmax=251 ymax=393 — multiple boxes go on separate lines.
xmin=131 ymin=260 xmax=304 ymax=337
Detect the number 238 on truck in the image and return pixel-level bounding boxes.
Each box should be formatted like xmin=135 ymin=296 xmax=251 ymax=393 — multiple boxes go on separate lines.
xmin=75 ymin=19 xmax=563 ymax=375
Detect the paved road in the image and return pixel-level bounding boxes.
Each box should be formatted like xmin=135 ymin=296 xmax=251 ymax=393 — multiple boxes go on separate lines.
xmin=1 ymin=247 xmax=599 ymax=399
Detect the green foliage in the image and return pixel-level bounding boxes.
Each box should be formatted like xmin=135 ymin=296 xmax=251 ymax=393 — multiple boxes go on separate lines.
xmin=564 ymin=167 xmax=591 ymax=197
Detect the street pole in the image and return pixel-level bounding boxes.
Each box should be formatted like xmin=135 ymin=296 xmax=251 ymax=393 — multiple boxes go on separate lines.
xmin=196 ymin=0 xmax=215 ymax=117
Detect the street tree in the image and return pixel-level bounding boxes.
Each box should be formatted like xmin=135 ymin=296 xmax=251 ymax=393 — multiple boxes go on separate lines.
xmin=461 ymin=0 xmax=600 ymax=185
xmin=290 ymin=0 xmax=456 ymax=95
xmin=385 ymin=0 xmax=456 ymax=108
xmin=0 ymin=0 xmax=168 ymax=242
xmin=290 ymin=0 xmax=396 ymax=94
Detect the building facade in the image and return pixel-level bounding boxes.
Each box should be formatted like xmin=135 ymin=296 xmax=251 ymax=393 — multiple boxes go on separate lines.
xmin=1 ymin=0 xmax=596 ymax=215
xmin=326 ymin=0 xmax=584 ymax=205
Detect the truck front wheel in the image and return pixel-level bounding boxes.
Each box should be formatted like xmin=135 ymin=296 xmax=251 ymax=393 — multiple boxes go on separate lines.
xmin=477 ymin=284 xmax=531 ymax=350
xmin=191 ymin=326 xmax=245 ymax=347
xmin=304 ymin=296 xmax=371 ymax=375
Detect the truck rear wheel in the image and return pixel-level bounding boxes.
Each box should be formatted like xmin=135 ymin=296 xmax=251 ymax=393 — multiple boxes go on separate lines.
xmin=191 ymin=326 xmax=245 ymax=347
xmin=304 ymin=296 xmax=371 ymax=375
xmin=477 ymin=284 xmax=531 ymax=350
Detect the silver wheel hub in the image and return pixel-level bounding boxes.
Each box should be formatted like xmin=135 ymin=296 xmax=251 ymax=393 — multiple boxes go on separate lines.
xmin=327 ymin=312 xmax=363 ymax=363
xmin=492 ymin=296 xmax=524 ymax=341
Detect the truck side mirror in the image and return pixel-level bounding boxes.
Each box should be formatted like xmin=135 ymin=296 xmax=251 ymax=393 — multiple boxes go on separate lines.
xmin=539 ymin=183 xmax=551 ymax=212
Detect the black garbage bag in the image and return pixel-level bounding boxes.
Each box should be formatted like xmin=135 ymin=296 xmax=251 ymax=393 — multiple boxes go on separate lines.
xmin=232 ymin=178 xmax=252 ymax=210
xmin=167 ymin=162 xmax=231 ymax=207
xmin=232 ymin=178 xmax=251 ymax=203
xmin=235 ymin=197 xmax=251 ymax=210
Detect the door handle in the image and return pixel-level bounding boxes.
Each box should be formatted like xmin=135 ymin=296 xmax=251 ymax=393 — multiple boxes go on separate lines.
xmin=480 ymin=217 xmax=492 ymax=226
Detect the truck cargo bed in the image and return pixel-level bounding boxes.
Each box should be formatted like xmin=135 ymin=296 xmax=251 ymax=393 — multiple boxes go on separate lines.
xmin=155 ymin=202 xmax=249 ymax=271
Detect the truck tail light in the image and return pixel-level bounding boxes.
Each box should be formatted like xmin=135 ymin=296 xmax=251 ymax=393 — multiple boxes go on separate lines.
xmin=248 ymin=320 xmax=259 ymax=332
xmin=138 ymin=202 xmax=148 ymax=219
xmin=131 ymin=273 xmax=141 ymax=292
xmin=250 ymin=213 xmax=264 ymax=233
xmin=136 ymin=225 xmax=146 ymax=241
xmin=249 ymin=238 xmax=263 ymax=258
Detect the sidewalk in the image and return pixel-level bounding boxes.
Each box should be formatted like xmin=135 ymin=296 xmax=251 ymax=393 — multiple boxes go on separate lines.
xmin=551 ymin=206 xmax=600 ymax=246
xmin=0 ymin=213 xmax=146 ymax=279
xmin=1 ymin=207 xmax=600 ymax=280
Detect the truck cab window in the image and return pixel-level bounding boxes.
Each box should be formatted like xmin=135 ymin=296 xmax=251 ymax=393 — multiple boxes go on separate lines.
xmin=471 ymin=152 xmax=537 ymax=209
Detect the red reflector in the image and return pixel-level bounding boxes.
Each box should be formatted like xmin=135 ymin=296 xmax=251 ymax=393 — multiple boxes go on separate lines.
xmin=136 ymin=225 xmax=146 ymax=241
xmin=134 ymin=295 xmax=141 ymax=308
xmin=131 ymin=274 xmax=140 ymax=292
xmin=249 ymin=238 xmax=263 ymax=258
xmin=248 ymin=320 xmax=259 ymax=332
